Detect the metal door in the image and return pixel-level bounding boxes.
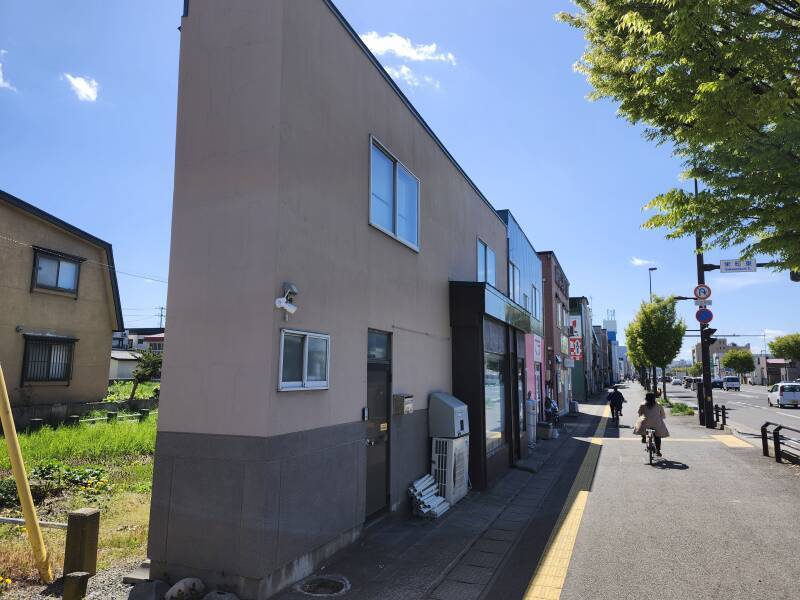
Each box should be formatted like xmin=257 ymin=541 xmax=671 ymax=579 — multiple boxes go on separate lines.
xmin=365 ymin=331 xmax=391 ymax=518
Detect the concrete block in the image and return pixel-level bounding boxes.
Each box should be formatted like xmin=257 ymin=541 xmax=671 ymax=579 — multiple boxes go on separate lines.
xmin=128 ymin=580 xmax=170 ymax=600
xmin=64 ymin=508 xmax=100 ymax=576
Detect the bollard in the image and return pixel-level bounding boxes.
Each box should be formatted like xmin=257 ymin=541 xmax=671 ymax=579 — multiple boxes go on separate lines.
xmin=28 ymin=418 xmax=44 ymax=432
xmin=63 ymin=572 xmax=89 ymax=600
xmin=65 ymin=415 xmax=81 ymax=426
xmin=773 ymin=428 xmax=783 ymax=464
xmin=106 ymin=411 xmax=118 ymax=422
xmin=761 ymin=424 xmax=770 ymax=457
xmin=714 ymin=405 xmax=720 ymax=424
xmin=138 ymin=408 xmax=150 ymax=422
xmin=721 ymin=405 xmax=727 ymax=428
xmin=63 ymin=508 xmax=100 ymax=576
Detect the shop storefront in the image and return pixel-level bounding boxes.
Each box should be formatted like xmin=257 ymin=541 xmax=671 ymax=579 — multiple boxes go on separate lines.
xmin=450 ymin=282 xmax=533 ymax=489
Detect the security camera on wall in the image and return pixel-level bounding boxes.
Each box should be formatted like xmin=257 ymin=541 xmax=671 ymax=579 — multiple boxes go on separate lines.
xmin=275 ymin=281 xmax=299 ymax=319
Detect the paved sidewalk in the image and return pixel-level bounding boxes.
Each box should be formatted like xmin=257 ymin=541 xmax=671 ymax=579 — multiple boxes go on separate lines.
xmin=273 ymin=401 xmax=604 ymax=600
xmin=486 ymin=383 xmax=800 ymax=600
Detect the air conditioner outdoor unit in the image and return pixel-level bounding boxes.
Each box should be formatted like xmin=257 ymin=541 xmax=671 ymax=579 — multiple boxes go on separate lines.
xmin=431 ymin=436 xmax=469 ymax=506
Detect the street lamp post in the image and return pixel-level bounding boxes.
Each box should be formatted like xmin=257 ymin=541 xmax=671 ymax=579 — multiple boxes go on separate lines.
xmin=648 ymin=266 xmax=657 ymax=301
xmin=648 ymin=267 xmax=658 ymax=392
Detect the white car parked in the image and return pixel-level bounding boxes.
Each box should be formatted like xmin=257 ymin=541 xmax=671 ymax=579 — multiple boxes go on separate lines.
xmin=722 ymin=376 xmax=741 ymax=391
xmin=768 ymin=382 xmax=800 ymax=408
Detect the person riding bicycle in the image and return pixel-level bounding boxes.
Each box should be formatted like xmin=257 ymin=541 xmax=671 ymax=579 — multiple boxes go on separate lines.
xmin=607 ymin=385 xmax=626 ymax=420
xmin=633 ymin=392 xmax=670 ymax=457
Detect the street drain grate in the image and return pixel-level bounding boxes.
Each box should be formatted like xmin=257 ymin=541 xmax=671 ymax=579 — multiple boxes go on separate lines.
xmin=296 ymin=575 xmax=350 ymax=597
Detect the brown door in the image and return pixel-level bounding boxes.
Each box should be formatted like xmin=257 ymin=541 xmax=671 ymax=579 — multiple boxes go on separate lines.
xmin=365 ymin=330 xmax=391 ymax=518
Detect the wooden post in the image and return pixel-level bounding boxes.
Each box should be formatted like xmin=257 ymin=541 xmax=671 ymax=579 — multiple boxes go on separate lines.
xmin=138 ymin=408 xmax=150 ymax=422
xmin=63 ymin=572 xmax=90 ymax=600
xmin=63 ymin=508 xmax=100 ymax=576
xmin=106 ymin=411 xmax=118 ymax=422
xmin=66 ymin=415 xmax=81 ymax=426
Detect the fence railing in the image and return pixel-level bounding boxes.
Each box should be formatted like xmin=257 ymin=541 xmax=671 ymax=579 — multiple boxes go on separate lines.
xmin=761 ymin=421 xmax=800 ymax=464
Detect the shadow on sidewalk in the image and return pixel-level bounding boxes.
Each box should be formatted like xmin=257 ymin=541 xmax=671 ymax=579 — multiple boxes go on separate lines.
xmin=650 ymin=459 xmax=689 ymax=470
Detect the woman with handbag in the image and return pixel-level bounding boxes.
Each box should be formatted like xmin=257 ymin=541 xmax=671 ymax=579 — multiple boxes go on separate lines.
xmin=633 ymin=392 xmax=670 ymax=456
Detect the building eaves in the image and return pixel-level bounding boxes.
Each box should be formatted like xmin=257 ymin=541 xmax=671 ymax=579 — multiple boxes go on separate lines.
xmin=322 ymin=0 xmax=505 ymax=226
xmin=0 ymin=188 xmax=124 ymax=331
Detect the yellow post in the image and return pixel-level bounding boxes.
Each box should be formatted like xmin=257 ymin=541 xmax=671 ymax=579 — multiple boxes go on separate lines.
xmin=0 ymin=362 xmax=53 ymax=583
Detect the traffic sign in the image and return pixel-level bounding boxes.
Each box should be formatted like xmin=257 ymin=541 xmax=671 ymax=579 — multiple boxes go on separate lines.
xmin=694 ymin=284 xmax=712 ymax=300
xmin=720 ymin=259 xmax=757 ymax=273
xmin=693 ymin=299 xmax=712 ymax=306
xmin=696 ymin=308 xmax=714 ymax=324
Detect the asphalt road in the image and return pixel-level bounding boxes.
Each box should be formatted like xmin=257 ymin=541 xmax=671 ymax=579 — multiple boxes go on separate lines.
xmin=661 ymin=382 xmax=800 ymax=434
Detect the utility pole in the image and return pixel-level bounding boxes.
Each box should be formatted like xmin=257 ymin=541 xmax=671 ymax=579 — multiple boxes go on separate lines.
xmin=157 ymin=306 xmax=165 ymax=329
xmin=695 ymin=179 xmax=715 ymax=428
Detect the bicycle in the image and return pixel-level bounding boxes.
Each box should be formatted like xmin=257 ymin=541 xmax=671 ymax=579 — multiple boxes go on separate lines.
xmin=610 ymin=405 xmax=620 ymax=426
xmin=645 ymin=428 xmax=657 ymax=465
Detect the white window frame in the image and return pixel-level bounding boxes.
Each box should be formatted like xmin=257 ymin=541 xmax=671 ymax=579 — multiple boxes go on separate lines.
xmin=278 ymin=329 xmax=331 ymax=391
xmin=369 ymin=135 xmax=420 ymax=252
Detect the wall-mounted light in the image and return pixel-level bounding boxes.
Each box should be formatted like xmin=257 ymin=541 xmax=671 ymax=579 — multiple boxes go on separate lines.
xmin=275 ymin=282 xmax=299 ymax=320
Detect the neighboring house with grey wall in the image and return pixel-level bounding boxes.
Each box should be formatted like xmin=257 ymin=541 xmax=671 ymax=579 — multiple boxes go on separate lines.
xmin=0 ymin=189 xmax=123 ymax=427
xmin=148 ymin=1 xmax=548 ymax=598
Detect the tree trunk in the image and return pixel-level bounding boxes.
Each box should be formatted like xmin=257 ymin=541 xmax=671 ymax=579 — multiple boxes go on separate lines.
xmin=128 ymin=380 xmax=140 ymax=403
xmin=662 ymin=367 xmax=668 ymax=401
xmin=652 ymin=365 xmax=658 ymax=393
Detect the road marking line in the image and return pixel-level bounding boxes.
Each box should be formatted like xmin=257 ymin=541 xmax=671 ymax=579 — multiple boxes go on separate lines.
xmin=523 ymin=406 xmax=608 ymax=600
xmin=711 ymin=435 xmax=754 ymax=448
xmin=599 ymin=438 xmax=716 ymax=443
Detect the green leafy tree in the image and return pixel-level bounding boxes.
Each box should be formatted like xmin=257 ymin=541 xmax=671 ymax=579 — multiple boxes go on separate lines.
xmin=129 ymin=351 xmax=163 ymax=402
xmin=769 ymin=333 xmax=800 ymax=362
xmin=721 ymin=348 xmax=756 ymax=379
xmin=558 ymin=1 xmax=800 ymax=270
xmin=627 ymin=296 xmax=686 ymax=400
xmin=687 ymin=363 xmax=702 ymax=377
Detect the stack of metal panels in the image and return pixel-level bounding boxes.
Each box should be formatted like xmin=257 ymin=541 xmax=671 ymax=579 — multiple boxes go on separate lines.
xmin=408 ymin=473 xmax=450 ymax=519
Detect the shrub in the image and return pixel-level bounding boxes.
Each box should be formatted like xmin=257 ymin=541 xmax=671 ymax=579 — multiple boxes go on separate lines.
xmin=670 ymin=402 xmax=694 ymax=416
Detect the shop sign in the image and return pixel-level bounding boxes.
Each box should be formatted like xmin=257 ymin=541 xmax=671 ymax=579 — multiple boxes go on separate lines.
xmin=568 ymin=336 xmax=584 ymax=360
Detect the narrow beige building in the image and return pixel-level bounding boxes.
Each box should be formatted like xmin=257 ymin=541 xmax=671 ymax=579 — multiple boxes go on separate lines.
xmin=0 ymin=189 xmax=123 ymax=425
xmin=149 ymin=1 xmax=541 ymax=598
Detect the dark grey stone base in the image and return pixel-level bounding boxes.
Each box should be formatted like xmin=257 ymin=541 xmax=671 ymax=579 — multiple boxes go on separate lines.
xmin=148 ymin=411 xmax=429 ymax=599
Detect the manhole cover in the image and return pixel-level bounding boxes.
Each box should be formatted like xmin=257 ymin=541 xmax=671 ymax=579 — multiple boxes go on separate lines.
xmin=297 ymin=575 xmax=350 ymax=597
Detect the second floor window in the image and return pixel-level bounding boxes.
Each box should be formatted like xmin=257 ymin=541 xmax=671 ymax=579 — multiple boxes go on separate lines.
xmin=476 ymin=239 xmax=496 ymax=287
xmin=32 ymin=248 xmax=82 ymax=295
xmin=508 ymin=261 xmax=520 ymax=304
xmin=370 ymin=139 xmax=420 ymax=249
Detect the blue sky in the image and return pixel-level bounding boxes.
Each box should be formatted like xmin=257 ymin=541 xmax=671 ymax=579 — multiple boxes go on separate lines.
xmin=1 ymin=0 xmax=796 ymax=359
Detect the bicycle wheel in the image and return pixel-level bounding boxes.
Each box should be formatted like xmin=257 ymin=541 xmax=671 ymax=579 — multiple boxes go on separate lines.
xmin=648 ymin=438 xmax=654 ymax=465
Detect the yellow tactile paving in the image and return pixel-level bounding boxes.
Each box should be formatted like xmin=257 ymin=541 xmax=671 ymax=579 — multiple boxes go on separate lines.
xmin=711 ymin=434 xmax=755 ymax=448
xmin=523 ymin=407 xmax=608 ymax=600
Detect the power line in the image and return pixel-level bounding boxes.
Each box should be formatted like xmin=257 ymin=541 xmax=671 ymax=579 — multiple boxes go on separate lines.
xmin=0 ymin=231 xmax=168 ymax=284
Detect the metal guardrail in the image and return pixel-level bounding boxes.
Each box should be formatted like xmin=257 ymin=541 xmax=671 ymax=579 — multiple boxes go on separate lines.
xmin=714 ymin=404 xmax=728 ymax=428
xmin=0 ymin=516 xmax=67 ymax=530
xmin=761 ymin=421 xmax=800 ymax=464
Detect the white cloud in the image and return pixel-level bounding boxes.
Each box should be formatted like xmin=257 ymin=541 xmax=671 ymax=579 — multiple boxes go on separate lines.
xmin=361 ymin=32 xmax=456 ymax=66
xmin=63 ymin=73 xmax=98 ymax=102
xmin=764 ymin=329 xmax=786 ymax=341
xmin=630 ymin=256 xmax=656 ymax=267
xmin=384 ymin=65 xmax=440 ymax=89
xmin=0 ymin=61 xmax=16 ymax=92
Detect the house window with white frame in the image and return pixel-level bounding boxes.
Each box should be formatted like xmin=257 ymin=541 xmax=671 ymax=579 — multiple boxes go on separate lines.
xmin=476 ymin=239 xmax=496 ymax=287
xmin=279 ymin=329 xmax=330 ymax=390
xmin=370 ymin=139 xmax=419 ymax=249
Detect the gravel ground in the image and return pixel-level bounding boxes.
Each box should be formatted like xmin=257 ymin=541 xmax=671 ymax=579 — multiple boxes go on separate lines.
xmin=6 ymin=559 xmax=137 ymax=600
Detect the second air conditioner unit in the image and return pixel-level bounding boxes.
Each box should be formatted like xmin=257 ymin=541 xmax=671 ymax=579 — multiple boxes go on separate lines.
xmin=431 ymin=436 xmax=469 ymax=506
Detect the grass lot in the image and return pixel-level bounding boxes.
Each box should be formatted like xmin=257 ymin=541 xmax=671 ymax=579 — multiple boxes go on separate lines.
xmin=104 ymin=381 xmax=159 ymax=402
xmin=0 ymin=418 xmax=156 ymax=583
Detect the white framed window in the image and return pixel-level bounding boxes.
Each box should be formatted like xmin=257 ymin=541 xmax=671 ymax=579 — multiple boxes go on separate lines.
xmin=32 ymin=247 xmax=83 ymax=295
xmin=477 ymin=239 xmax=496 ymax=287
xmin=279 ymin=329 xmax=330 ymax=391
xmin=370 ymin=137 xmax=420 ymax=250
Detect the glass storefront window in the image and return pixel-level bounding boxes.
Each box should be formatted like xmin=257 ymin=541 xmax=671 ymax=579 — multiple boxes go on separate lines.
xmin=484 ymin=352 xmax=505 ymax=454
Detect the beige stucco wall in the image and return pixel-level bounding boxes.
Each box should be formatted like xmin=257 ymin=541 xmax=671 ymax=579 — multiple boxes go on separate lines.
xmin=0 ymin=202 xmax=117 ymax=406
xmin=159 ymin=0 xmax=508 ymax=438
